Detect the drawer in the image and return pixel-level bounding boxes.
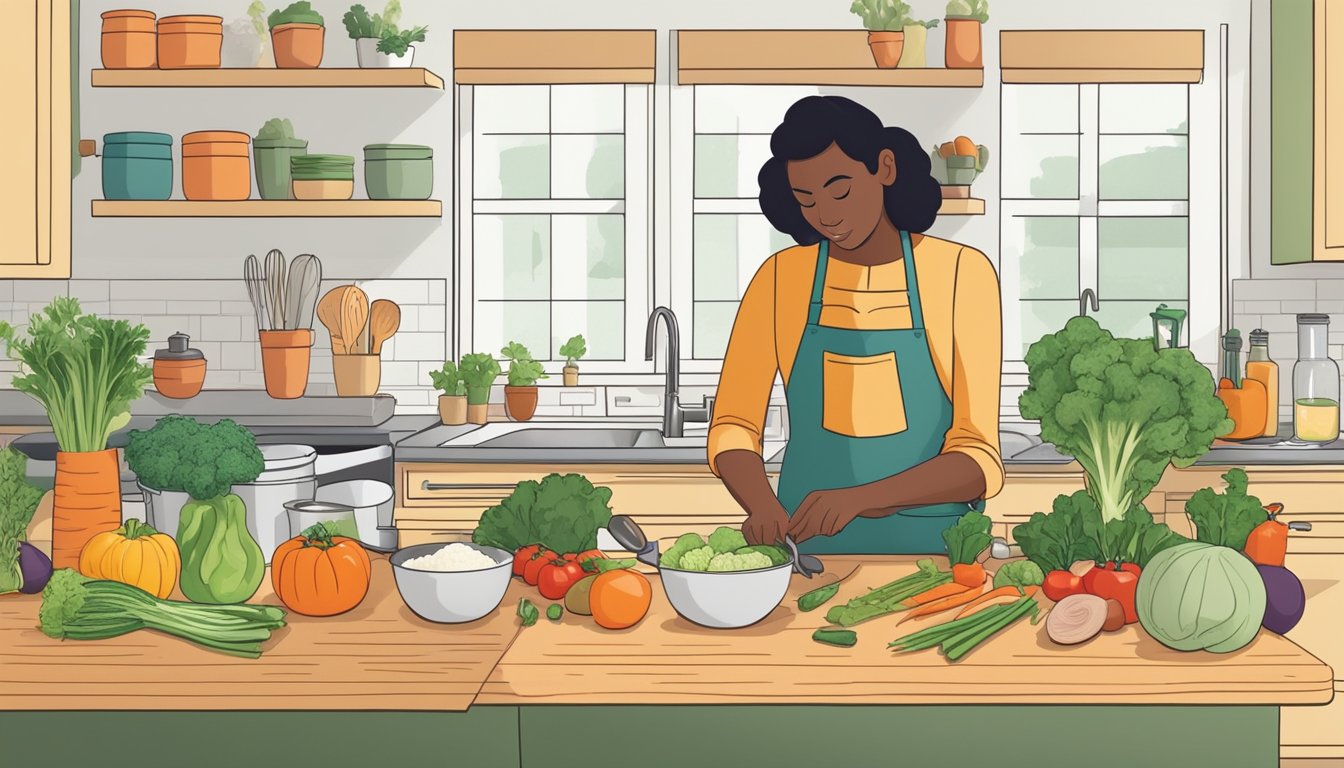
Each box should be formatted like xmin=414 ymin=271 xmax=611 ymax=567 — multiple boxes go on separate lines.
xmin=1280 ymin=683 xmax=1344 ymax=758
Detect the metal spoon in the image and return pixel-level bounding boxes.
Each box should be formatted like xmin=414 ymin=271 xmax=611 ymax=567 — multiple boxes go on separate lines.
xmin=606 ymin=514 xmax=823 ymax=577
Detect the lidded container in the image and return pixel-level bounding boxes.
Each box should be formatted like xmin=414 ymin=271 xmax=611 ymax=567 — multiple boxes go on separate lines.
xmin=181 ymin=130 xmax=251 ymax=201
xmin=363 ymin=144 xmax=434 ymax=200
xmin=1292 ymin=314 xmax=1341 ymax=444
xmin=152 ymin=331 xmax=207 ymax=399
xmin=157 ymin=14 xmax=223 ymax=69
xmin=101 ymin=131 xmax=173 ymax=200
xmin=101 ymin=10 xmax=157 ymax=69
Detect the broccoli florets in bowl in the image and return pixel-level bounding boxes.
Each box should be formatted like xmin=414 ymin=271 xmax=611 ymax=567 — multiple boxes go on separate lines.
xmin=657 ymin=527 xmax=791 ymax=573
xmin=657 ymin=526 xmax=794 ymax=628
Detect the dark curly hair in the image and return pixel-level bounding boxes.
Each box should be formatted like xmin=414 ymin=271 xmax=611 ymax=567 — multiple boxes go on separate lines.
xmin=757 ymin=96 xmax=941 ymax=245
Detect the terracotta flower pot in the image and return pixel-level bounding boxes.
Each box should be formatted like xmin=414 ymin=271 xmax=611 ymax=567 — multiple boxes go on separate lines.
xmin=944 ymin=19 xmax=983 ymax=69
xmin=467 ymin=403 xmax=489 ymax=425
xmin=867 ymin=31 xmax=905 ymax=69
xmin=439 ymin=395 xmax=468 ymax=425
xmin=52 ymin=449 xmax=123 ymax=570
xmin=259 ymin=329 xmax=313 ymax=399
xmin=101 ymin=9 xmax=157 ymax=69
xmin=504 ymin=385 xmax=539 ymax=422
xmin=271 ymin=22 xmax=324 ymax=69
xmin=563 ymin=366 xmax=579 ymax=387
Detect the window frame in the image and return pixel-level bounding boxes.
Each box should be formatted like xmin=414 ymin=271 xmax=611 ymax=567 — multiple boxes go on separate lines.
xmin=455 ymin=83 xmax=653 ymax=374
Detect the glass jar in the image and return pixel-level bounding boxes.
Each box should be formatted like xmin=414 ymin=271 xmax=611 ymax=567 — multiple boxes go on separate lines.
xmin=1292 ymin=314 xmax=1341 ymax=444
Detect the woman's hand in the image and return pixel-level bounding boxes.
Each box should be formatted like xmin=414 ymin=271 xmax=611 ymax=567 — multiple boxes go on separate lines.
xmin=742 ymin=502 xmax=791 ymax=547
xmin=787 ymin=487 xmax=876 ymax=543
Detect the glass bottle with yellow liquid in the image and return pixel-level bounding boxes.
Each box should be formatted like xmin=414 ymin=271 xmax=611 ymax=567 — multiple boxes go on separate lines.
xmin=1292 ymin=314 xmax=1340 ymax=444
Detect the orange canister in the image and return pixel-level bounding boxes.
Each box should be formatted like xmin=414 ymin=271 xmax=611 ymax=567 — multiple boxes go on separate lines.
xmin=181 ymin=131 xmax=251 ymax=201
xmin=157 ymin=14 xmax=223 ymax=69
xmin=101 ymin=10 xmax=157 ymax=69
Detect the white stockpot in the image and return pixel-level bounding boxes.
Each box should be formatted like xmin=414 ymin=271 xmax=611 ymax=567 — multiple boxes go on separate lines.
xmin=234 ymin=444 xmax=318 ymax=563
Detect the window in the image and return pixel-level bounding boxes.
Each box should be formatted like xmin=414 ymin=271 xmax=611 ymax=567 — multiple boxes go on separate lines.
xmin=1000 ymin=83 xmax=1212 ymax=363
xmin=671 ymin=86 xmax=807 ymax=365
xmin=458 ymin=84 xmax=649 ymax=370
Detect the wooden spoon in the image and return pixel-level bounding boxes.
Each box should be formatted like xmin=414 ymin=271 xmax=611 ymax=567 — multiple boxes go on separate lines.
xmin=317 ymin=286 xmax=350 ymax=354
xmin=341 ymin=286 xmax=370 ymax=357
xmin=368 ymin=300 xmax=401 ymax=355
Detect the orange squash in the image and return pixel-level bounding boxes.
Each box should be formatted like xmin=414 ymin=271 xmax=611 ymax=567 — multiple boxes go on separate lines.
xmin=271 ymin=523 xmax=372 ymax=617
xmin=78 ymin=518 xmax=181 ymax=599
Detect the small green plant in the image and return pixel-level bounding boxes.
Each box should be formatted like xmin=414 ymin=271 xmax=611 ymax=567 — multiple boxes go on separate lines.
xmin=501 ymin=342 xmax=548 ymax=387
xmin=459 ymin=353 xmax=501 ymax=405
xmin=850 ymin=0 xmax=913 ymax=31
xmin=376 ymin=24 xmax=428 ymax=57
xmin=428 ymin=361 xmax=467 ymax=397
xmin=945 ymin=0 xmax=989 ymax=23
xmin=559 ymin=335 xmax=587 ymax=369
xmin=255 ymin=117 xmax=296 ymax=141
xmin=341 ymin=1 xmax=401 ymax=39
xmin=247 ymin=1 xmax=268 ymax=42
xmin=268 ymin=1 xmax=323 ymax=29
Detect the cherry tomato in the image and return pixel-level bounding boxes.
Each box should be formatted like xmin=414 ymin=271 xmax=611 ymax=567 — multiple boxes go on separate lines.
xmin=513 ymin=544 xmax=542 ymax=577
xmin=1083 ymin=562 xmax=1140 ymax=624
xmin=523 ymin=549 xmax=556 ymax=586
xmin=538 ymin=558 xmax=587 ymax=600
xmin=1041 ymin=569 xmax=1086 ymax=602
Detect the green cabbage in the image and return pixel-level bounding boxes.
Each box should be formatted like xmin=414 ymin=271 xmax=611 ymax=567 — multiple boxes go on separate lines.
xmin=1136 ymin=541 xmax=1266 ymax=653
xmin=177 ymin=494 xmax=265 ymax=605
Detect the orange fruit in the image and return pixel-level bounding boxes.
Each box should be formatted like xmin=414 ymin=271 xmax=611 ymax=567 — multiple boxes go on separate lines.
xmin=590 ymin=569 xmax=652 ymax=630
xmin=953 ymin=136 xmax=978 ymax=156
xmin=938 ymin=142 xmax=956 ymax=158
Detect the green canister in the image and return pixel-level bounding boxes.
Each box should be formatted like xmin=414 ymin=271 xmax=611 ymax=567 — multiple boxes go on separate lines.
xmin=363 ymin=143 xmax=433 ymax=200
xmin=102 ymin=131 xmax=173 ymax=200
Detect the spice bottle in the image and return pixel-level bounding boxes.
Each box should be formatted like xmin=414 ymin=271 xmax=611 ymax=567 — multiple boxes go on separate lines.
xmin=1246 ymin=329 xmax=1279 ymax=438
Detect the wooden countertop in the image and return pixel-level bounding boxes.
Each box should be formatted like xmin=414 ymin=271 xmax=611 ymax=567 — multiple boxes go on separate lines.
xmin=0 ymin=556 xmax=1333 ymax=710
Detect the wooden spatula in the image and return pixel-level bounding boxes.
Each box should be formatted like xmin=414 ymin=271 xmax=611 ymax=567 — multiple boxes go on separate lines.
xmin=317 ymin=286 xmax=350 ymax=354
xmin=368 ymin=299 xmax=402 ymax=355
xmin=341 ymin=287 xmax=370 ymax=357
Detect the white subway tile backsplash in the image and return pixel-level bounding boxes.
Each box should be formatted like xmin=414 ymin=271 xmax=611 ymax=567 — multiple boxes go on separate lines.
xmin=13 ymin=280 xmax=68 ymax=303
xmin=559 ymin=388 xmax=598 ymax=406
xmin=68 ymin=280 xmax=108 ymax=303
xmin=115 ymin=300 xmax=168 ymax=316
xmin=380 ymin=362 xmax=421 ymax=386
xmin=218 ymin=342 xmax=255 ymax=371
xmin=1233 ymin=280 xmax=1316 ymax=301
xmin=429 ymin=281 xmax=447 ymax=304
xmin=1314 ymin=281 xmax=1344 ymax=300
xmin=419 ymin=305 xmax=447 ymax=333
xmin=201 ymin=315 xmax=242 ymax=342
xmin=1258 ymin=314 xmax=1298 ymax=333
xmin=168 ymin=300 xmax=218 ymax=316
xmin=388 ymin=332 xmax=444 ymax=361
xmin=1241 ymin=301 xmax=1281 ymax=315
xmin=355 ymin=280 xmax=429 ymax=306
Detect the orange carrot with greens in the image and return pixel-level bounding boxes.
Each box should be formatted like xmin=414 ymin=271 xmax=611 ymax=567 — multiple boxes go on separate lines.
xmin=900 ymin=581 xmax=970 ymax=607
xmin=955 ymin=586 xmax=1040 ymax=619
xmin=942 ymin=511 xmax=993 ymax=589
xmin=906 ymin=578 xmax=988 ymax=618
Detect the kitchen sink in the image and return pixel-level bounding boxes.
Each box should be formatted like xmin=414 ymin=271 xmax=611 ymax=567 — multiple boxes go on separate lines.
xmin=476 ymin=427 xmax=661 ymax=449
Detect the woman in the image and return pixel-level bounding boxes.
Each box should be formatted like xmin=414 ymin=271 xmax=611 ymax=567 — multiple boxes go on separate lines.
xmin=708 ymin=96 xmax=1003 ymax=555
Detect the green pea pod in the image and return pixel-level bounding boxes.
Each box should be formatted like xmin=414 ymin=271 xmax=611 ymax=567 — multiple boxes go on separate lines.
xmin=812 ymin=628 xmax=858 ymax=648
xmin=518 ymin=598 xmax=540 ymax=627
xmin=797 ymin=582 xmax=841 ymax=612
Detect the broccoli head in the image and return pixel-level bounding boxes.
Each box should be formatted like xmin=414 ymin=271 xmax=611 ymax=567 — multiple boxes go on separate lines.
xmin=1018 ymin=316 xmax=1232 ymax=522
xmin=707 ymin=551 xmax=774 ymax=572
xmin=707 ymin=526 xmax=748 ymax=554
xmin=659 ymin=533 xmax=706 ymax=568
xmin=677 ymin=546 xmax=716 ymax=572
xmin=125 ymin=416 xmax=264 ymax=500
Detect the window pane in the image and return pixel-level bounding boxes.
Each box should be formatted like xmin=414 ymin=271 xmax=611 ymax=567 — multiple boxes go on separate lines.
xmin=1017 ymin=217 xmax=1079 ymax=300
xmin=694 ymin=86 xmax=816 ymax=133
xmin=552 ymin=301 xmax=624 ymax=361
xmin=1099 ymin=217 xmax=1188 ymax=301
xmin=1099 ymin=136 xmax=1188 ymax=200
xmin=1093 ymin=300 xmax=1189 ymax=341
xmin=474 ymin=135 xmax=549 ymax=199
xmin=1100 ymin=85 xmax=1188 ymax=135
xmin=474 ymin=86 xmax=549 ymax=134
xmin=1019 ymin=301 xmax=1079 ymax=358
xmin=693 ymin=301 xmax=741 ymax=359
xmin=551 ymin=215 xmax=624 ymax=301
xmin=694 ymin=214 xmax=793 ymax=302
xmin=552 ymin=85 xmax=623 ymax=133
xmin=475 ymin=301 xmax=550 ymax=359
xmin=474 ymin=215 xmax=550 ymax=300
xmin=551 ymin=135 xmax=624 ymax=199
xmin=694 ymin=134 xmax=771 ymax=199
xmin=1001 ymin=135 xmax=1079 ymax=199
xmin=1003 ymin=84 xmax=1079 ymax=134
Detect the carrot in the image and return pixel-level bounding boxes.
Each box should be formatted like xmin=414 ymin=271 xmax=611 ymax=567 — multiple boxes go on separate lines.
xmin=951 ymin=562 xmax=985 ymax=588
xmin=955 ymin=586 xmax=1040 ymax=620
xmin=906 ymin=578 xmax=988 ymax=618
xmin=899 ymin=581 xmax=971 ymax=608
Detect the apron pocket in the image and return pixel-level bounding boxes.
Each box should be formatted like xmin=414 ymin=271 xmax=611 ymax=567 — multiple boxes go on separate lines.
xmin=822 ymin=351 xmax=907 ymax=437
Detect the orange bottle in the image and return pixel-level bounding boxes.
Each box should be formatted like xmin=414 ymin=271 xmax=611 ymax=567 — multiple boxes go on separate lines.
xmin=1246 ymin=329 xmax=1279 ymax=438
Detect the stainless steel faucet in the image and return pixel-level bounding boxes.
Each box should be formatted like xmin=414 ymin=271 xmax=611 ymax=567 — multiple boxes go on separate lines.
xmin=1079 ymin=288 xmax=1099 ymax=317
xmin=644 ymin=307 xmax=713 ymax=438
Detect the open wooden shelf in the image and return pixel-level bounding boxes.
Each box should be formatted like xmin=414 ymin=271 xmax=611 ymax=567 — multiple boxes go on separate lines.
xmin=938 ymin=198 xmax=986 ymax=215
xmin=91 ymin=67 xmax=445 ymax=89
xmin=90 ymin=200 xmax=443 ymax=218
xmin=680 ymin=67 xmax=983 ymax=87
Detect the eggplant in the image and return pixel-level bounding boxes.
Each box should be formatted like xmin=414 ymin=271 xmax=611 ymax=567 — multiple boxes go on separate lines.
xmin=16 ymin=541 xmax=52 ymax=594
xmin=1256 ymin=564 xmax=1306 ymax=635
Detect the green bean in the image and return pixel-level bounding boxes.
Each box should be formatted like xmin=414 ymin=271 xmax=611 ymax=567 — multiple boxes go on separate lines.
xmin=797 ymin=582 xmax=841 ymax=612
xmin=812 ymin=628 xmax=858 ymax=648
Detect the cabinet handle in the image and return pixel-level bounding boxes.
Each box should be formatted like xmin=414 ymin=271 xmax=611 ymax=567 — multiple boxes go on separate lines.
xmin=420 ymin=481 xmax=517 ymax=492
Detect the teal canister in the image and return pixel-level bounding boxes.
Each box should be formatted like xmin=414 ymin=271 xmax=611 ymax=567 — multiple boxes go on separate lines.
xmin=363 ymin=144 xmax=433 ymax=200
xmin=102 ymin=131 xmax=174 ymax=200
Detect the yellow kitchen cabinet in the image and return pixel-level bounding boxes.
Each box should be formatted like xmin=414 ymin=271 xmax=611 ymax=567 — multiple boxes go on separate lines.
xmin=1314 ymin=0 xmax=1344 ymax=261
xmin=0 ymin=1 xmax=71 ymax=278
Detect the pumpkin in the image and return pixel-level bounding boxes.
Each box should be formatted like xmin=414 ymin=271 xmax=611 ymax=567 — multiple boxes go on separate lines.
xmin=78 ymin=518 xmax=181 ymax=599
xmin=271 ymin=522 xmax=372 ymax=616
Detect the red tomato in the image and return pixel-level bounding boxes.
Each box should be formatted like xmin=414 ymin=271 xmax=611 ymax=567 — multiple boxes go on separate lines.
xmin=1084 ymin=563 xmax=1140 ymax=624
xmin=513 ymin=544 xmax=542 ymax=577
xmin=1041 ymin=569 xmax=1085 ymax=602
xmin=538 ymin=558 xmax=586 ymax=600
xmin=523 ymin=549 xmax=557 ymax=586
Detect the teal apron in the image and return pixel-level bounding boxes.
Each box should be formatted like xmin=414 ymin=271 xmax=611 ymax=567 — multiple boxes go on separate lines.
xmin=776 ymin=233 xmax=980 ymax=555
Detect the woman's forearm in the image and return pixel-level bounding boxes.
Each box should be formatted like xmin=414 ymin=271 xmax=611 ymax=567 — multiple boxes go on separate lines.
xmin=716 ymin=449 xmax=784 ymax=515
xmin=854 ymin=452 xmax=987 ymax=518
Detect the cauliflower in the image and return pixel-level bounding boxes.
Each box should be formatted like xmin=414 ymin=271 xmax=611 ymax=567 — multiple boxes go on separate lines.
xmin=707 ymin=526 xmax=749 ymax=554
xmin=706 ymin=551 xmax=774 ymax=572
xmin=660 ymin=533 xmax=707 ymax=568
xmin=677 ymin=546 xmax=716 ymax=572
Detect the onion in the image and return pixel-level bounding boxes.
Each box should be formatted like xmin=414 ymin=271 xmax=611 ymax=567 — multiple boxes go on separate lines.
xmin=1046 ymin=593 xmax=1108 ymax=645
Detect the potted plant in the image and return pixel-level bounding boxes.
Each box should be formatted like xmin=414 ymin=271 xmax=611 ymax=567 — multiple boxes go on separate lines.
xmin=929 ymin=136 xmax=990 ymax=196
xmin=429 ymin=360 xmax=468 ymax=426
xmin=0 ymin=299 xmax=152 ymax=569
xmin=459 ymin=352 xmax=501 ymax=425
xmin=269 ymin=1 xmax=324 ymax=69
xmin=501 ymin=342 xmax=548 ymax=422
xmin=343 ymin=2 xmax=428 ymax=68
xmin=253 ymin=118 xmax=307 ymax=200
xmin=944 ymin=0 xmax=988 ymax=69
xmin=850 ymin=0 xmax=911 ymax=69
xmin=559 ymin=334 xmax=587 ymax=387
xmin=222 ymin=1 xmax=271 ymax=67
xmin=898 ymin=18 xmax=939 ymax=67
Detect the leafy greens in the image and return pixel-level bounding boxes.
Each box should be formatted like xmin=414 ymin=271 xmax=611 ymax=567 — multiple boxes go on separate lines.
xmin=941 ymin=510 xmax=992 ymax=565
xmin=472 ymin=473 xmax=613 ymax=554
xmin=1013 ymin=491 xmax=1187 ymax=572
xmin=1186 ymin=468 xmax=1268 ymax=549
xmin=0 ymin=448 xmax=45 ymax=594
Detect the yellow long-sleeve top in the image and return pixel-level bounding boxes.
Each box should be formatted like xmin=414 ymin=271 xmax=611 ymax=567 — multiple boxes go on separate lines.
xmin=707 ymin=234 xmax=1005 ymax=499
